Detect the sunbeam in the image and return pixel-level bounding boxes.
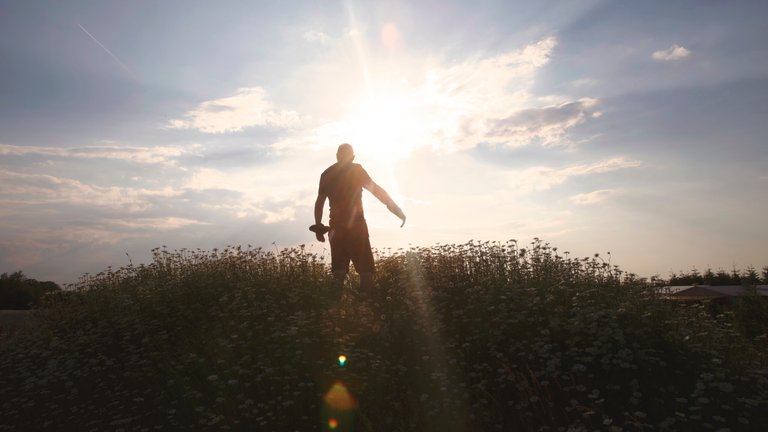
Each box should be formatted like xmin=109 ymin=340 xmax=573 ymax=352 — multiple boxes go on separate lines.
xmin=404 ymin=252 xmax=470 ymax=430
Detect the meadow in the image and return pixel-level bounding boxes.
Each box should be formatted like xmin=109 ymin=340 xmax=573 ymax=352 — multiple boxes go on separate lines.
xmin=1 ymin=239 xmax=766 ymax=431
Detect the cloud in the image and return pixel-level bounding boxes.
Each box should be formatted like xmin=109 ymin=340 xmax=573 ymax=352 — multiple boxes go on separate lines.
xmin=0 ymin=161 xmax=300 ymax=277
xmin=0 ymin=215 xmax=206 ymax=275
xmin=652 ymin=44 xmax=691 ymax=61
xmin=109 ymin=217 xmax=207 ymax=230
xmin=510 ymin=157 xmax=642 ymax=192
xmin=304 ymin=30 xmax=331 ymax=45
xmin=278 ymin=37 xmax=596 ymax=153
xmin=570 ymin=189 xmax=616 ymax=205
xmin=183 ymin=166 xmax=305 ymax=223
xmin=0 ymin=164 xmax=303 ymax=226
xmin=0 ymin=169 xmax=179 ymax=212
xmin=571 ymin=78 xmax=598 ymax=88
xmin=421 ymin=36 xmax=558 ymax=122
xmin=562 ymin=157 xmax=642 ymax=175
xmin=0 ymin=144 xmax=187 ymax=166
xmin=167 ymin=87 xmax=301 ymax=133
xmin=486 ymin=98 xmax=599 ymax=147
xmin=422 ymin=39 xmax=566 ymax=149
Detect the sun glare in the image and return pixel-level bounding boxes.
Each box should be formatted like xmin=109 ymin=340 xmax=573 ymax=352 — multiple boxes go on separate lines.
xmin=338 ymin=83 xmax=424 ymax=163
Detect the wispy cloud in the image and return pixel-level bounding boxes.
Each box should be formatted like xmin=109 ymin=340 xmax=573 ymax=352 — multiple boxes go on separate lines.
xmin=486 ymin=98 xmax=599 ymax=147
xmin=183 ymin=167 xmax=303 ymax=223
xmin=570 ymin=78 xmax=598 ymax=88
xmin=0 ymin=165 xmax=298 ymax=225
xmin=562 ymin=158 xmax=642 ymax=176
xmin=570 ymin=189 xmax=616 ymax=205
xmin=110 ymin=217 xmax=207 ymax=230
xmin=420 ymin=37 xmax=559 ymax=151
xmin=652 ymin=44 xmax=691 ymax=61
xmin=167 ymin=87 xmax=301 ymax=133
xmin=0 ymin=216 xmax=205 ymax=271
xmin=0 ymin=169 xmax=179 ymax=212
xmin=510 ymin=157 xmax=642 ymax=192
xmin=304 ymin=30 xmax=331 ymax=45
xmin=0 ymin=144 xmax=187 ymax=166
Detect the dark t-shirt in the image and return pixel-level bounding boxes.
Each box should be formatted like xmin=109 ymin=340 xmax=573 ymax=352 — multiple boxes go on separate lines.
xmin=318 ymin=162 xmax=372 ymax=227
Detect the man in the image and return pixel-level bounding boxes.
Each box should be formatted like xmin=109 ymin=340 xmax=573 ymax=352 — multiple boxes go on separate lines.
xmin=312 ymin=143 xmax=406 ymax=297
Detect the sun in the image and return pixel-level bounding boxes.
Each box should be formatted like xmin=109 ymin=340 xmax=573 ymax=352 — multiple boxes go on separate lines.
xmin=336 ymin=82 xmax=425 ymax=163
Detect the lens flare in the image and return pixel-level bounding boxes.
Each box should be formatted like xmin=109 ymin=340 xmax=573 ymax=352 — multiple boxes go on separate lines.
xmin=338 ymin=355 xmax=347 ymax=367
xmin=322 ymin=381 xmax=357 ymax=431
xmin=324 ymin=381 xmax=357 ymax=410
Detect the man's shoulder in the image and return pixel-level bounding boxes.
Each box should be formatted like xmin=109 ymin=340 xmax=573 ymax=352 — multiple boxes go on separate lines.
xmin=320 ymin=163 xmax=370 ymax=186
xmin=321 ymin=162 xmax=366 ymax=174
xmin=320 ymin=163 xmax=340 ymax=178
xmin=350 ymin=163 xmax=369 ymax=174
xmin=353 ymin=163 xmax=371 ymax=180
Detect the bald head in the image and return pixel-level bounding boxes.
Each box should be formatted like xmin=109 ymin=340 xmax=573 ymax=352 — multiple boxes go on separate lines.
xmin=336 ymin=143 xmax=355 ymax=163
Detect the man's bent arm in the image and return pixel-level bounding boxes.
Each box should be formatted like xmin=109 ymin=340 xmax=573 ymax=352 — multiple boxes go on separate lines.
xmin=314 ymin=193 xmax=327 ymax=225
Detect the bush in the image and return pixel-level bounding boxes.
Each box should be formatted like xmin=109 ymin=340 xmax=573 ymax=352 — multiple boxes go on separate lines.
xmin=0 ymin=241 xmax=766 ymax=431
xmin=733 ymin=287 xmax=768 ymax=340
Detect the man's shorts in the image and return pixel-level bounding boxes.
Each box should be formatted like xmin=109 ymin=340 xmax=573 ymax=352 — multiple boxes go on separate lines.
xmin=329 ymin=221 xmax=375 ymax=274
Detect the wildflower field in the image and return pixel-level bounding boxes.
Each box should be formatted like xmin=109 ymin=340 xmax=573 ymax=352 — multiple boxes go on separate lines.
xmin=1 ymin=240 xmax=767 ymax=431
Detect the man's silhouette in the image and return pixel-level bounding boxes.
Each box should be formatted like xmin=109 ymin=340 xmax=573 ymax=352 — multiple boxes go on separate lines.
xmin=313 ymin=143 xmax=406 ymax=297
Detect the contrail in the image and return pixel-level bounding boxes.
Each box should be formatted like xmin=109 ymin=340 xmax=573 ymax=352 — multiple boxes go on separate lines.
xmin=78 ymin=24 xmax=133 ymax=75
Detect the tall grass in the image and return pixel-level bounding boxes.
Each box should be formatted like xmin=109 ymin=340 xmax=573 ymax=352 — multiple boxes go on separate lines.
xmin=1 ymin=240 xmax=766 ymax=431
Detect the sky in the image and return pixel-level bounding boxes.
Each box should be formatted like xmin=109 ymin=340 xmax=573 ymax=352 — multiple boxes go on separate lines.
xmin=1 ymin=0 xmax=767 ymax=285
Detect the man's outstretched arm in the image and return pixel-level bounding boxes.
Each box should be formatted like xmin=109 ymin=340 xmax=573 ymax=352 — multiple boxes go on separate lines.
xmin=364 ymin=180 xmax=406 ymax=227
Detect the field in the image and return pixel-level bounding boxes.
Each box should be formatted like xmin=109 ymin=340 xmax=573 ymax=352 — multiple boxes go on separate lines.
xmin=1 ymin=240 xmax=766 ymax=431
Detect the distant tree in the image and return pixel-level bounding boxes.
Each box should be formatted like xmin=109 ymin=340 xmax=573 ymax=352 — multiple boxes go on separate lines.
xmin=672 ymin=267 xmax=766 ymax=286
xmin=763 ymin=265 xmax=768 ymax=284
xmin=712 ymin=269 xmax=731 ymax=286
xmin=0 ymin=271 xmax=61 ymax=309
xmin=730 ymin=267 xmax=742 ymax=286
xmin=669 ymin=268 xmax=703 ymax=285
xmin=743 ymin=266 xmax=760 ymax=285
xmin=691 ymin=268 xmax=701 ymax=280
xmin=702 ymin=268 xmax=716 ymax=285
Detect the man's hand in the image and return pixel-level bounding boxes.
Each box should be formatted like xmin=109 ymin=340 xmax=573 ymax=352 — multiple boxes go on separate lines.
xmin=309 ymin=224 xmax=330 ymax=242
xmin=387 ymin=204 xmax=406 ymax=228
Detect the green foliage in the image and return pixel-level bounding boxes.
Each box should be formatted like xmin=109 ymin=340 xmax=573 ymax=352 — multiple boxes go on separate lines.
xmin=0 ymin=271 xmax=60 ymax=309
xmin=0 ymin=241 xmax=766 ymax=431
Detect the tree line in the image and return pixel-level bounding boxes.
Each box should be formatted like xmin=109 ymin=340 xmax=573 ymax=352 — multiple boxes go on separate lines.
xmin=668 ymin=265 xmax=768 ymax=286
xmin=0 ymin=272 xmax=61 ymax=309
